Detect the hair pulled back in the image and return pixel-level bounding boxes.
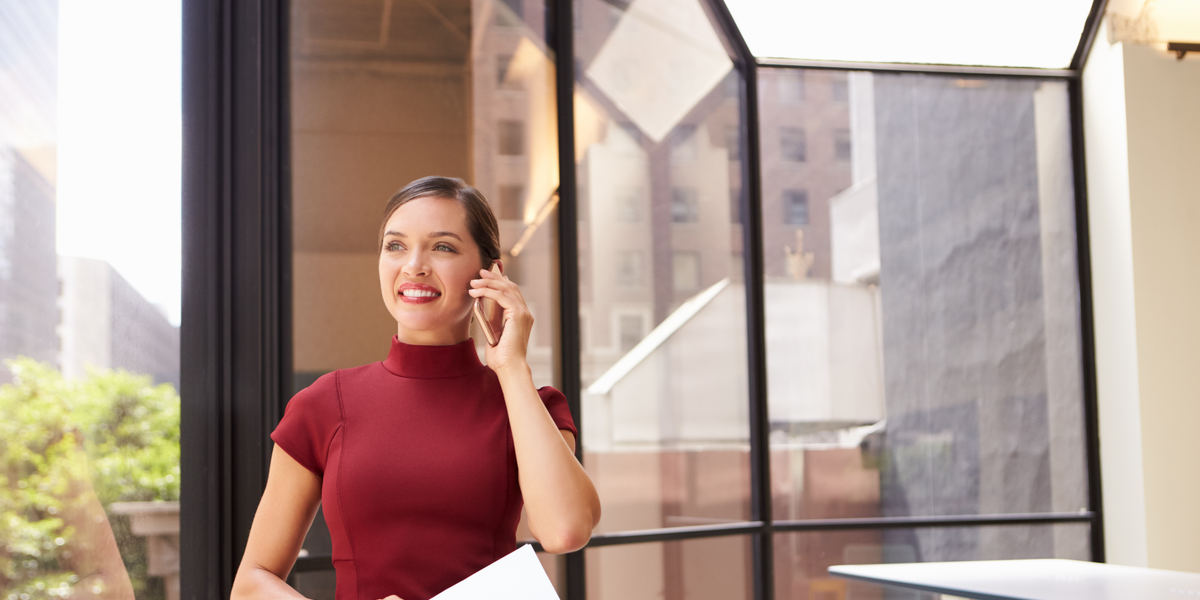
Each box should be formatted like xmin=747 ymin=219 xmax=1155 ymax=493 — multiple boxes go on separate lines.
xmin=379 ymin=176 xmax=501 ymax=268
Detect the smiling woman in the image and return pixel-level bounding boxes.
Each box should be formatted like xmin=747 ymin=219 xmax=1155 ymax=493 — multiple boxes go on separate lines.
xmin=230 ymin=176 xmax=599 ymax=600
xmin=376 ymin=177 xmax=501 ymax=346
xmin=285 ymin=1 xmax=570 ymax=592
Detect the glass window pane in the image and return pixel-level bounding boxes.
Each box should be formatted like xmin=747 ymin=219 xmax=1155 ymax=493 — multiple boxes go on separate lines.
xmin=587 ymin=536 xmax=754 ymax=600
xmin=774 ymin=524 xmax=1091 ymax=600
xmin=2 ymin=2 xmax=183 ymax=599
xmin=288 ymin=0 xmax=561 ymax=590
xmin=761 ymin=70 xmax=1090 ymax=523
xmin=575 ymin=0 xmax=752 ymax=534
xmin=289 ymin=0 xmax=560 ymax=395
xmin=725 ymin=0 xmax=1095 ymax=69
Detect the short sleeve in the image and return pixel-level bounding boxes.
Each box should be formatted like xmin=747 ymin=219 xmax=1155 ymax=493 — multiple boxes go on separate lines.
xmin=271 ymin=371 xmax=342 ymax=475
xmin=537 ymin=386 xmax=577 ymax=438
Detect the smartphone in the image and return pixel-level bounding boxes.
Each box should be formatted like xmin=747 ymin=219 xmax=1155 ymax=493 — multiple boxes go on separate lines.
xmin=472 ymin=263 xmax=505 ymax=346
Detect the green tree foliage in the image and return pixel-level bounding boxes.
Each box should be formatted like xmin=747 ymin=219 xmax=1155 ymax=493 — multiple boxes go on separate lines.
xmin=1 ymin=359 xmax=180 ymax=600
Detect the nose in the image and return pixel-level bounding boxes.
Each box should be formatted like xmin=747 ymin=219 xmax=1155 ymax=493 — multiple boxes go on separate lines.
xmin=401 ymin=247 xmax=429 ymax=277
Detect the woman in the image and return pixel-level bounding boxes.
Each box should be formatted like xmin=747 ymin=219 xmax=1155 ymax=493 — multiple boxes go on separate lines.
xmin=230 ymin=177 xmax=601 ymax=600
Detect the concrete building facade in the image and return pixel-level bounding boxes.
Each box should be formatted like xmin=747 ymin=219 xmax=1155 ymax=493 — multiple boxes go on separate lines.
xmin=59 ymin=256 xmax=181 ymax=388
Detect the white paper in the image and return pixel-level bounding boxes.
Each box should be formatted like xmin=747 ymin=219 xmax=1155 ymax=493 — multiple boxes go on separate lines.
xmin=431 ymin=545 xmax=558 ymax=600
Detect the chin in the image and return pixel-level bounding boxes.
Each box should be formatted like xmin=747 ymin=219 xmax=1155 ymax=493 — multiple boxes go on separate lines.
xmin=392 ymin=308 xmax=470 ymax=338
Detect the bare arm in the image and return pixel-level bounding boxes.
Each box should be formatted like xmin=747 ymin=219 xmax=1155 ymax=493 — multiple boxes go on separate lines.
xmin=497 ymin=368 xmax=600 ymax=553
xmin=231 ymin=445 xmax=323 ymax=600
xmin=471 ymin=267 xmax=601 ymax=554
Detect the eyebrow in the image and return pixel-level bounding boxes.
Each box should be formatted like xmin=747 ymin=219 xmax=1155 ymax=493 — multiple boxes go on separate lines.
xmin=383 ymin=230 xmax=463 ymax=241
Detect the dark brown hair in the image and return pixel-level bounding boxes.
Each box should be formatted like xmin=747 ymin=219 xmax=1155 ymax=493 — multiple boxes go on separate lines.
xmin=378 ymin=176 xmax=501 ymax=268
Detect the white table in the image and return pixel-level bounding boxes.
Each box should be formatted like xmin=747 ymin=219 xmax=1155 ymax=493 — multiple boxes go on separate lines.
xmin=828 ymin=558 xmax=1200 ymax=600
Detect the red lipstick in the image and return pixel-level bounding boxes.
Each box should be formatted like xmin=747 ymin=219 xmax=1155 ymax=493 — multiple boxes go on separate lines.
xmin=397 ymin=282 xmax=442 ymax=304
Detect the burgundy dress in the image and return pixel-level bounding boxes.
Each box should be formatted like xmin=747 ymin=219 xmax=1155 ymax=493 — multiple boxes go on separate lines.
xmin=271 ymin=336 xmax=577 ymax=600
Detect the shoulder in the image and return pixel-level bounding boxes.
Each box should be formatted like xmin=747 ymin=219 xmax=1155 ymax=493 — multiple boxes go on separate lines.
xmin=536 ymin=386 xmax=567 ymax=405
xmin=286 ymin=370 xmax=341 ymax=413
xmin=536 ymin=385 xmax=577 ymax=436
xmin=290 ymin=362 xmax=387 ymax=404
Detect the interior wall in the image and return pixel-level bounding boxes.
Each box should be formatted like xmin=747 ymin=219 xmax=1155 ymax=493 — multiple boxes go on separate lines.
xmin=1122 ymin=44 xmax=1200 ymax=573
xmin=291 ymin=63 xmax=470 ymax=373
xmin=1082 ymin=19 xmax=1148 ymax=568
xmin=1084 ymin=20 xmax=1200 ymax=572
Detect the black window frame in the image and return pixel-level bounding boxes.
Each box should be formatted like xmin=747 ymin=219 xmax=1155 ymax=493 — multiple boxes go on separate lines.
xmin=180 ymin=0 xmax=1110 ymax=599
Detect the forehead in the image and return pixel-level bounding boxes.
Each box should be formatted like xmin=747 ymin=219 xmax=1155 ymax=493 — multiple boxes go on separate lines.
xmin=384 ymin=195 xmax=469 ymax=232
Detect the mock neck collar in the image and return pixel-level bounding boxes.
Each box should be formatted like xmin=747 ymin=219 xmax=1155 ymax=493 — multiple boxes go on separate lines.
xmin=382 ymin=335 xmax=485 ymax=379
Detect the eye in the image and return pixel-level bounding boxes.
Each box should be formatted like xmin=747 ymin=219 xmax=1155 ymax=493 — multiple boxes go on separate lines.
xmin=433 ymin=242 xmax=456 ymax=252
xmin=385 ymin=241 xmax=404 ymax=252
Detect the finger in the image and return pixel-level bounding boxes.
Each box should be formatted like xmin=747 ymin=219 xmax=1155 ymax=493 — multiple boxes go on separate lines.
xmin=478 ymin=267 xmax=507 ymax=281
xmin=467 ymin=286 xmax=517 ymax=308
xmin=470 ymin=276 xmax=520 ymax=296
xmin=469 ymin=288 xmax=529 ymax=323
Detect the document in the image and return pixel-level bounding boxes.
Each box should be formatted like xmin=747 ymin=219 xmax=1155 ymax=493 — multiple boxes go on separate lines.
xmin=431 ymin=545 xmax=558 ymax=600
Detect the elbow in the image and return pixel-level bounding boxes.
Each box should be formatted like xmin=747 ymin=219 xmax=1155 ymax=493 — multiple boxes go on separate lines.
xmin=539 ymin=509 xmax=599 ymax=554
xmin=539 ymin=526 xmax=592 ymax=554
xmin=538 ymin=506 xmax=600 ymax=554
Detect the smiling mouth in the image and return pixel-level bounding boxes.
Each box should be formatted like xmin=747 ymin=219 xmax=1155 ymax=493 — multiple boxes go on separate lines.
xmin=400 ymin=289 xmax=441 ymax=298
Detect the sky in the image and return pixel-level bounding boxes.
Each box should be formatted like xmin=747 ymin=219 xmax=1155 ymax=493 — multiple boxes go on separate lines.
xmin=56 ymin=0 xmax=183 ymax=325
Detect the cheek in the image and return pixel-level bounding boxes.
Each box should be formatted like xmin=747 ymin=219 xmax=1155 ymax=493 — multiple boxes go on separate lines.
xmin=379 ymin=259 xmax=397 ymax=293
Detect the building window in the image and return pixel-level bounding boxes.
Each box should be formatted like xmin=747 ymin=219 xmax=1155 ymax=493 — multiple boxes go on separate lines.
xmin=671 ymin=187 xmax=700 ymax=223
xmin=672 ymin=251 xmax=701 ymax=292
xmin=783 ymin=189 xmax=809 ymax=225
xmin=499 ymin=0 xmax=523 ymax=20
xmin=616 ymin=187 xmax=641 ymax=222
xmin=780 ymin=127 xmax=806 ymax=162
xmin=496 ymin=54 xmax=519 ymax=90
xmin=497 ymin=185 xmax=523 ymax=220
xmin=498 ymin=120 xmax=525 ymax=156
xmin=730 ymin=187 xmax=743 ymax=224
xmin=670 ymin=124 xmax=698 ymax=162
xmin=832 ymin=77 xmax=849 ymax=102
xmin=778 ymin=71 xmax=805 ymax=104
xmin=618 ymin=314 xmax=644 ymax=352
xmin=835 ymin=128 xmax=852 ymax=160
xmin=616 ymin=251 xmax=643 ymax=287
xmin=725 ymin=124 xmax=740 ymax=156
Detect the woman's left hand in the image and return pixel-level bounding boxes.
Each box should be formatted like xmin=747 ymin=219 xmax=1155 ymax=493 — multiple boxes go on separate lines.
xmin=468 ymin=266 xmax=532 ymax=375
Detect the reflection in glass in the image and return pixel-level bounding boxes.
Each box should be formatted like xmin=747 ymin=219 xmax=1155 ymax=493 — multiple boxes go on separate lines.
xmin=586 ymin=536 xmax=753 ymax=600
xmin=288 ymin=0 xmax=561 ymax=594
xmin=575 ymin=0 xmax=752 ymax=535
xmin=290 ymin=0 xmax=560 ymax=390
xmin=761 ymin=71 xmax=1089 ymax=532
xmin=2 ymin=2 xmax=182 ymax=599
xmin=773 ymin=524 xmax=1090 ymax=600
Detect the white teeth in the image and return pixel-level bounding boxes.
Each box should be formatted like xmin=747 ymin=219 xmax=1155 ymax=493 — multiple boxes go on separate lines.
xmin=401 ymin=289 xmax=440 ymax=298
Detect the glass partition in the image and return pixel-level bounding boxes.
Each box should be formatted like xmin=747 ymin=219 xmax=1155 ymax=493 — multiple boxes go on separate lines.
xmin=759 ymin=70 xmax=1089 ymax=527
xmin=586 ymin=536 xmax=753 ymax=600
xmin=1 ymin=2 xmax=183 ymax=599
xmin=287 ymin=0 xmax=563 ymax=595
xmin=573 ymin=0 xmax=753 ymax=535
xmin=774 ymin=523 xmax=1090 ymax=600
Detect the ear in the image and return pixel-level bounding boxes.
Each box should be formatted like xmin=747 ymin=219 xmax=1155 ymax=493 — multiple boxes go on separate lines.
xmin=492 ymin=259 xmax=504 ymax=275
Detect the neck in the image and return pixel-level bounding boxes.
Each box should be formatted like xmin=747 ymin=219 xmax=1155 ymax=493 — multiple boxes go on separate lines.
xmin=396 ymin=320 xmax=471 ymax=346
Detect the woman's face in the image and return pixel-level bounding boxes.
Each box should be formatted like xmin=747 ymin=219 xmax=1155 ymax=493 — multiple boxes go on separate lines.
xmin=378 ymin=195 xmax=484 ymax=345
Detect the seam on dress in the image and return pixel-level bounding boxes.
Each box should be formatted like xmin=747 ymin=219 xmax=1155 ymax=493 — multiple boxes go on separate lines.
xmin=496 ymin=424 xmax=512 ymax=559
xmin=334 ymin=370 xmax=360 ymax=600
